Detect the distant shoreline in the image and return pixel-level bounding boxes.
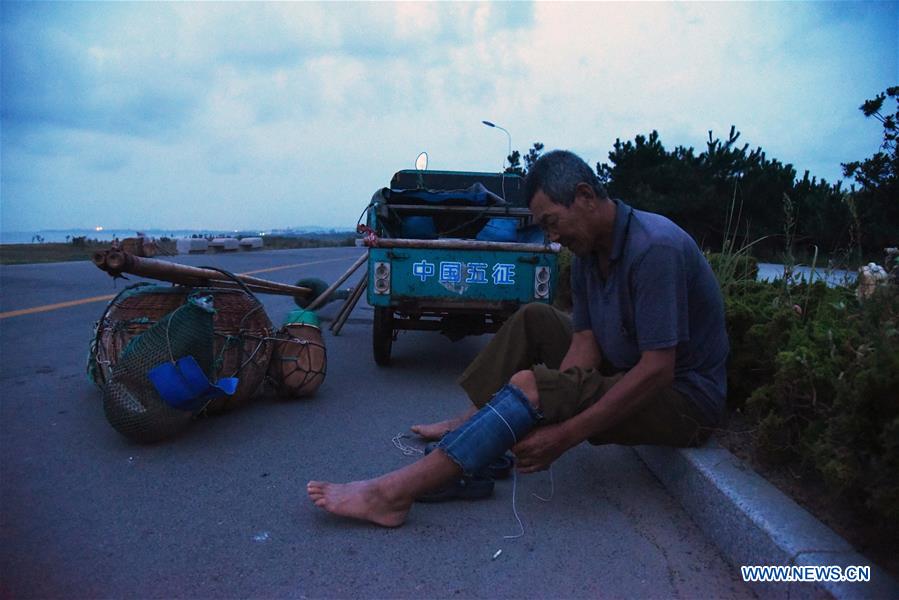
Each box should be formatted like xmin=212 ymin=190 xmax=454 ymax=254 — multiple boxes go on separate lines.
xmin=0 ymin=233 xmax=357 ymax=265
xmin=0 ymin=228 xmax=356 ymax=245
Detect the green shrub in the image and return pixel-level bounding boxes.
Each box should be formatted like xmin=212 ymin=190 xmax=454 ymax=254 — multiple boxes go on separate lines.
xmin=707 ymin=251 xmax=759 ymax=284
xmin=724 ymin=276 xmax=899 ymax=535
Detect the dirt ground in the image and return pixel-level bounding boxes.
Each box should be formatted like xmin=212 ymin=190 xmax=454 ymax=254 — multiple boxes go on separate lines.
xmin=716 ymin=411 xmax=898 ymax=580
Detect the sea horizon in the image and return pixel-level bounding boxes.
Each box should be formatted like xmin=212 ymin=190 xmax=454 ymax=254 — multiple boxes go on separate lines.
xmin=0 ymin=226 xmax=355 ymax=245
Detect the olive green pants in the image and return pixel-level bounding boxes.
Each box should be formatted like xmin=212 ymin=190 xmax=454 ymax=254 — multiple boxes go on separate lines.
xmin=457 ymin=303 xmax=711 ymax=447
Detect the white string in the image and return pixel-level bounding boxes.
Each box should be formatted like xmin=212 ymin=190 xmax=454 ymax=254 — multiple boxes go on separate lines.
xmin=503 ymin=465 xmax=554 ymax=539
xmin=392 ymin=433 xmax=424 ymax=457
xmin=503 ymin=468 xmax=525 ymax=539
xmin=533 ymin=467 xmax=554 ymax=502
xmin=486 ymin=404 xmax=518 ymax=444
xmin=388 ymin=432 xmax=555 ymax=542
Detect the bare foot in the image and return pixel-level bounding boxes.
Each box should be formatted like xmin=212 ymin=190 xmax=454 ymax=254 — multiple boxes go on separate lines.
xmin=306 ymin=479 xmax=411 ymax=527
xmin=409 ymin=419 xmax=461 ymax=441
xmin=410 ymin=407 xmax=476 ymax=441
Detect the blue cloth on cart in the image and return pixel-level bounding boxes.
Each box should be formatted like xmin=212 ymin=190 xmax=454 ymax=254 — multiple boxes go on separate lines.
xmin=401 ymin=216 xmax=437 ymax=239
xmin=476 ymin=218 xmax=518 ymax=242
xmin=385 ymin=183 xmax=505 ymax=206
xmin=476 ymin=220 xmax=545 ymax=244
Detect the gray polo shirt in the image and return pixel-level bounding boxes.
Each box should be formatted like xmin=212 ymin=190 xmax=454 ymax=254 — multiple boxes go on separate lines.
xmin=571 ymin=199 xmax=729 ymax=426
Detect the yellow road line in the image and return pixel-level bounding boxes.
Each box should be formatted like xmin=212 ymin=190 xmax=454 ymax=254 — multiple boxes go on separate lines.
xmin=0 ymin=294 xmax=118 ymax=319
xmin=239 ymin=256 xmax=350 ymax=276
xmin=0 ymin=255 xmax=361 ymax=320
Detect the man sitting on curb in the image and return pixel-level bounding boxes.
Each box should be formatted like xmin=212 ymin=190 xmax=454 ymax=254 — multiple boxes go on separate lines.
xmin=307 ymin=149 xmax=729 ymax=526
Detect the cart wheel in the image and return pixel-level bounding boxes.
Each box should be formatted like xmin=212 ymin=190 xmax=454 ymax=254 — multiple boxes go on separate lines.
xmin=373 ymin=307 xmax=394 ymax=366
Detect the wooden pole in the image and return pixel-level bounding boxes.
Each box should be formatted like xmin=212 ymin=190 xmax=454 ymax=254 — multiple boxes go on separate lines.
xmin=329 ymin=279 xmax=355 ymax=329
xmin=97 ymin=251 xmax=313 ymax=299
xmin=369 ymin=238 xmax=558 ymax=253
xmin=330 ymin=273 xmax=367 ymax=335
xmin=306 ymin=251 xmax=368 ymax=311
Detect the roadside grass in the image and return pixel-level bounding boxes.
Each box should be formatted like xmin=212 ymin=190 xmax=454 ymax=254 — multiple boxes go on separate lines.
xmin=0 ymin=234 xmax=356 ymax=266
xmin=0 ymin=240 xmax=157 ymax=265
xmin=257 ymin=234 xmax=357 ymax=250
xmin=715 ymin=274 xmax=898 ymax=577
xmin=710 ymin=195 xmax=898 ymax=576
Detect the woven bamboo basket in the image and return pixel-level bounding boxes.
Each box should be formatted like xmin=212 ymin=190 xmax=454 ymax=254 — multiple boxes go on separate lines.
xmin=89 ymin=283 xmax=274 ymax=415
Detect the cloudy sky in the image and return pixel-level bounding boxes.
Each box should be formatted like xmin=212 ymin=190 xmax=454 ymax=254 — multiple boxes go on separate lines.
xmin=1 ymin=1 xmax=896 ymax=234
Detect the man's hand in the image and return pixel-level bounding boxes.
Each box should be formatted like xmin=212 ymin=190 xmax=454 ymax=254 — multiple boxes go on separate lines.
xmin=512 ymin=423 xmax=577 ymax=473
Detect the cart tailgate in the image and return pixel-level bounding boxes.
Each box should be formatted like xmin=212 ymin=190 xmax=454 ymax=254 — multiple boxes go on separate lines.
xmin=366 ymin=244 xmax=558 ymax=307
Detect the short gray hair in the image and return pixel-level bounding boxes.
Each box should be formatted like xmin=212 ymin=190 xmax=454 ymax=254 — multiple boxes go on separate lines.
xmin=524 ymin=150 xmax=608 ymax=207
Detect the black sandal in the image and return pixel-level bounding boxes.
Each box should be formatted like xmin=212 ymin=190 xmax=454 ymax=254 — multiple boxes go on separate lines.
xmin=416 ymin=474 xmax=495 ymax=503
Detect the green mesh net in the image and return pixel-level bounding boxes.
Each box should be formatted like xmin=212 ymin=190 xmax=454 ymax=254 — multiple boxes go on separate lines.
xmin=102 ymin=295 xmax=215 ymax=443
xmin=87 ymin=283 xmax=179 ymax=385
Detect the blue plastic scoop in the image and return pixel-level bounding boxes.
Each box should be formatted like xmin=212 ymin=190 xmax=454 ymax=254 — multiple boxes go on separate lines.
xmin=148 ymin=355 xmax=238 ymax=411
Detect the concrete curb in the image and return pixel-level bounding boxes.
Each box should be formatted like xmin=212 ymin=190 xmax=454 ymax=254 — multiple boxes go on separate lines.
xmin=634 ymin=441 xmax=899 ymax=600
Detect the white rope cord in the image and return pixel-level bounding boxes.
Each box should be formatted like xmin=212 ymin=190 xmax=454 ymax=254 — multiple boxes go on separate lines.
xmin=504 ymin=465 xmax=554 ymax=539
xmin=392 ymin=433 xmax=425 ymax=457
xmin=533 ymin=468 xmax=555 ymax=502
xmin=391 ymin=428 xmax=554 ymax=542
xmin=486 ymin=403 xmax=518 ymax=444
xmin=504 ymin=468 xmax=525 ymax=539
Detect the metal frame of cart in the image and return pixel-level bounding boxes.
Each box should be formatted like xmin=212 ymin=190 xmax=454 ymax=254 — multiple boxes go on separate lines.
xmin=361 ymin=170 xmax=560 ymax=366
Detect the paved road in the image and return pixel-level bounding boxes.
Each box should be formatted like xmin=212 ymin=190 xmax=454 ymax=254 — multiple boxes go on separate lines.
xmin=1 ymin=248 xmax=753 ymax=599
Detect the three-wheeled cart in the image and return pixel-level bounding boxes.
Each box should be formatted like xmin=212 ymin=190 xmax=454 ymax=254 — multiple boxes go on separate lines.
xmin=362 ymin=169 xmax=559 ymax=365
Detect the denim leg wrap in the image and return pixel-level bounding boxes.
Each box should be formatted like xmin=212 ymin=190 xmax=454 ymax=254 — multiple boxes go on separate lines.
xmin=437 ymin=384 xmax=541 ymax=475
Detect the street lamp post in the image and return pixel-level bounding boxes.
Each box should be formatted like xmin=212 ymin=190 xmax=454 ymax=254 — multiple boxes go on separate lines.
xmin=482 ymin=120 xmax=512 ymax=171
xmin=482 ymin=120 xmax=513 ymax=201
